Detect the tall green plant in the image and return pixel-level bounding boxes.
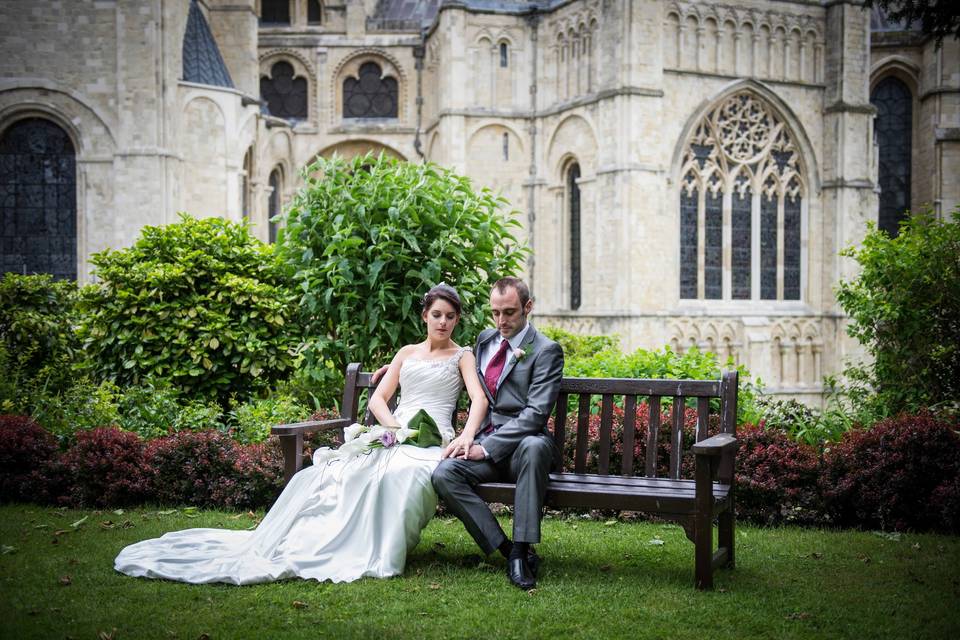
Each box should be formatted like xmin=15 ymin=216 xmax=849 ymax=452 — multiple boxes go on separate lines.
xmin=0 ymin=273 xmax=81 ymax=399
xmin=278 ymin=154 xmax=528 ymax=403
xmin=77 ymin=214 xmax=301 ymax=405
xmin=836 ymin=208 xmax=960 ymax=416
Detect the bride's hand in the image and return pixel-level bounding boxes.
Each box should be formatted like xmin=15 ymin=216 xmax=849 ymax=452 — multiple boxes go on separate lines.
xmin=443 ymin=434 xmax=473 ymax=459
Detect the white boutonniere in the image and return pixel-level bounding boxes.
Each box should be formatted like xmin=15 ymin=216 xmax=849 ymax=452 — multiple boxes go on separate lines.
xmin=512 ymin=344 xmax=534 ymax=363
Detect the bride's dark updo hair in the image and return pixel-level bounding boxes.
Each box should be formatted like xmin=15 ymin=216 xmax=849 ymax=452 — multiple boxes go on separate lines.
xmin=421 ymin=283 xmax=462 ymax=316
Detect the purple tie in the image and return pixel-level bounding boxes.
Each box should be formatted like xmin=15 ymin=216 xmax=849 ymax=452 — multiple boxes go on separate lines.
xmin=484 ymin=340 xmax=511 ymax=397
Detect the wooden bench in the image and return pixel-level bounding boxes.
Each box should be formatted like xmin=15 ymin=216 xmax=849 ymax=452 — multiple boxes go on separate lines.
xmin=272 ymin=364 xmax=739 ymax=589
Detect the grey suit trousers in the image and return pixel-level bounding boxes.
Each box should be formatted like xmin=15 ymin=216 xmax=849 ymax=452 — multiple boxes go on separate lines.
xmin=432 ymin=433 xmax=553 ymax=554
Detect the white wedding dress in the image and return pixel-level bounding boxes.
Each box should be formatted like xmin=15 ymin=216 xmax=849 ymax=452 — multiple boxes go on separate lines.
xmin=114 ymin=348 xmax=468 ymax=584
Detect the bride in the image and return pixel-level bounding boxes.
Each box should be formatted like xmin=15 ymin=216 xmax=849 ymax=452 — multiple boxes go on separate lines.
xmin=114 ymin=283 xmax=489 ymax=584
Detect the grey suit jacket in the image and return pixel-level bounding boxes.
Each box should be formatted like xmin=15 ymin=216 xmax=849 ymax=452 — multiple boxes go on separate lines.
xmin=474 ymin=324 xmax=564 ymax=464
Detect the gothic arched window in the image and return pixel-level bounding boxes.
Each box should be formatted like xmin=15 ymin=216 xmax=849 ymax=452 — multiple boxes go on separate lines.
xmin=260 ymin=0 xmax=290 ymax=25
xmin=679 ymin=91 xmax=805 ymax=301
xmin=871 ymin=76 xmax=912 ymax=237
xmin=260 ymin=61 xmax=307 ymax=120
xmin=268 ymin=168 xmax=282 ymax=243
xmin=568 ymin=163 xmax=582 ymax=310
xmin=308 ymin=0 xmax=322 ymax=25
xmin=0 ymin=118 xmax=77 ymax=280
xmin=343 ymin=62 xmax=398 ymax=119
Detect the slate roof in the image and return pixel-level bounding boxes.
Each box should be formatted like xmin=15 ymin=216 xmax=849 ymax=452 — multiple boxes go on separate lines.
xmin=182 ymin=0 xmax=234 ymax=88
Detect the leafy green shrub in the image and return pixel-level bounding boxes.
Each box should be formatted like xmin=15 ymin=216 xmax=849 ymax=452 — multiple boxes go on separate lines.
xmin=278 ymin=153 xmax=528 ymax=404
xmin=539 ymin=327 xmax=618 ymax=360
xmin=117 ymin=378 xmax=224 ymax=440
xmin=836 ymin=208 xmax=960 ymax=416
xmin=0 ymin=274 xmax=82 ymax=406
xmin=555 ymin=337 xmax=761 ymax=424
xmin=756 ymin=396 xmax=852 ymax=447
xmin=77 ymin=214 xmax=301 ymax=405
xmin=230 ymin=394 xmax=311 ymax=444
xmin=29 ymin=378 xmax=121 ymax=442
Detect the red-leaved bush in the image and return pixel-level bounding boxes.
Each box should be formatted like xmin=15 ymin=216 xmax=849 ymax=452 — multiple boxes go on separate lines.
xmin=58 ymin=427 xmax=151 ymax=507
xmin=555 ymin=401 xmax=716 ymax=478
xmin=822 ymin=412 xmax=960 ymax=533
xmin=146 ymin=430 xmax=240 ymax=507
xmin=735 ymin=424 xmax=824 ymax=526
xmin=0 ymin=415 xmax=59 ymax=502
xmin=146 ymin=430 xmax=284 ymax=509
xmin=210 ymin=440 xmax=284 ymax=509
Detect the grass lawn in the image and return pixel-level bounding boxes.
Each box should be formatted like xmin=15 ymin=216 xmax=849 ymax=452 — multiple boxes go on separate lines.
xmin=0 ymin=505 xmax=958 ymax=640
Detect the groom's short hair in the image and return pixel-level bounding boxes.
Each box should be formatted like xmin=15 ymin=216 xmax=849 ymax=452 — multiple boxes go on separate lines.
xmin=492 ymin=277 xmax=531 ymax=308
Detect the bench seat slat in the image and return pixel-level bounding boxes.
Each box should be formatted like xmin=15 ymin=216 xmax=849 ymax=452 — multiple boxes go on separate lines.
xmin=476 ymin=479 xmax=730 ymax=513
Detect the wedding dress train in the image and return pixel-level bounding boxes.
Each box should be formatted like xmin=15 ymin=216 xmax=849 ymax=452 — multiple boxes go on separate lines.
xmin=114 ymin=348 xmax=468 ymax=584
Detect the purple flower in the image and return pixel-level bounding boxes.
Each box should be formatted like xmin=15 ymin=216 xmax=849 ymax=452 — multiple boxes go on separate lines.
xmin=379 ymin=430 xmax=397 ymax=448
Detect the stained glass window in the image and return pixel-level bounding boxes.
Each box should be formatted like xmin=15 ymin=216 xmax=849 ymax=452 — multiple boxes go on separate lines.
xmin=680 ymin=183 xmax=698 ymax=299
xmin=260 ymin=0 xmax=290 ymax=25
xmin=760 ymin=192 xmax=778 ymax=300
xmin=568 ymin=163 xmax=581 ymax=310
xmin=678 ymin=91 xmax=805 ymax=302
xmin=343 ymin=62 xmax=398 ymax=119
xmin=308 ymin=0 xmax=322 ymax=25
xmin=871 ymin=76 xmax=912 ymax=237
xmin=261 ymin=61 xmax=307 ymax=120
xmin=731 ymin=183 xmax=752 ymax=299
xmin=704 ymin=191 xmax=722 ymax=299
xmin=0 ymin=118 xmax=76 ymax=280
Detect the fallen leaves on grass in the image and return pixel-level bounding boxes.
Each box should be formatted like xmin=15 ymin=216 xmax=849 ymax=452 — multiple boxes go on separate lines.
xmin=292 ymin=600 xmax=308 ymax=609
xmin=70 ymin=516 xmax=88 ymax=529
xmin=1 ymin=545 xmax=16 ymax=555
xmin=785 ymin=612 xmax=811 ymax=621
xmin=97 ymin=628 xmax=118 ymax=640
xmin=648 ymin=537 xmax=665 ymax=546
xmin=59 ymin=575 xmax=72 ymax=586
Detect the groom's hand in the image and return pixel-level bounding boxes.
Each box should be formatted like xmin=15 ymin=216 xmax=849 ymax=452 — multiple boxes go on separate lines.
xmin=443 ymin=434 xmax=471 ymax=459
xmin=370 ymin=364 xmax=389 ymax=384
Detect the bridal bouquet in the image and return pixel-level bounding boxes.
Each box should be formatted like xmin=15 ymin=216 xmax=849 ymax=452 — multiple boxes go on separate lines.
xmin=312 ymin=409 xmax=443 ymax=465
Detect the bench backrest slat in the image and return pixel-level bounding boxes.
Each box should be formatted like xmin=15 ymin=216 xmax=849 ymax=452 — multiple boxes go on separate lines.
xmin=670 ymin=396 xmax=684 ymax=479
xmin=553 ymin=391 xmax=569 ymax=454
xmin=574 ymin=394 xmax=591 ymax=475
xmin=645 ymin=395 xmax=662 ymax=477
xmin=696 ymin=397 xmax=710 ymax=442
xmin=621 ymin=395 xmax=637 ymax=476
xmin=597 ymin=394 xmax=615 ymax=475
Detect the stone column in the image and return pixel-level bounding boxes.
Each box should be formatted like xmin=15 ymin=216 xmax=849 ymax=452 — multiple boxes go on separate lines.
xmin=820 ymin=2 xmax=877 ymax=370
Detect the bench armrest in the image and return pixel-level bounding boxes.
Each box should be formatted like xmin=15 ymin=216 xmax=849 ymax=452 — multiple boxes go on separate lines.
xmin=691 ymin=433 xmax=738 ymax=456
xmin=271 ymin=417 xmax=352 ymax=437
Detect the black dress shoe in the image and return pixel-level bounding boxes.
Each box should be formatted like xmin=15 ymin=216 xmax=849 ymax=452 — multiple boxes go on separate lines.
xmin=507 ymin=555 xmax=536 ymax=590
xmin=527 ymin=548 xmax=540 ymax=578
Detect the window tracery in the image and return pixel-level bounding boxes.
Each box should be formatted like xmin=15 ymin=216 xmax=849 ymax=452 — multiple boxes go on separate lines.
xmin=260 ymin=61 xmax=308 ymax=120
xmin=343 ymin=62 xmax=398 ymax=119
xmin=679 ymin=91 xmax=804 ymax=301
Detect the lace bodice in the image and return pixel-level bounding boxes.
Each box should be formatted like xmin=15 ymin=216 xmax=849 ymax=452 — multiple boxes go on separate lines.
xmin=393 ymin=347 xmax=470 ymax=443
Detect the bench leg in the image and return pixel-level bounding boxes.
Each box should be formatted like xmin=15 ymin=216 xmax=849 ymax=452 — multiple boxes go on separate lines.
xmin=279 ymin=432 xmax=304 ymax=485
xmin=719 ymin=501 xmax=735 ymax=568
xmin=694 ymin=459 xmax=714 ymax=590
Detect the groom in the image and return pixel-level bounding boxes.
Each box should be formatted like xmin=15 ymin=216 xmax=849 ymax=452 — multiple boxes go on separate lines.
xmin=433 ymin=277 xmax=564 ymax=590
